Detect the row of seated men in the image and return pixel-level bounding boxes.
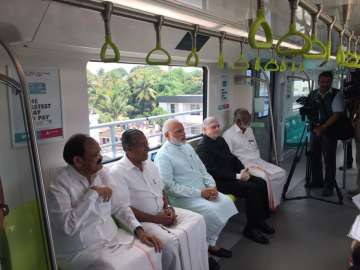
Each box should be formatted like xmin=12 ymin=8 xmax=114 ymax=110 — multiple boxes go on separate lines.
xmin=47 ymin=108 xmax=287 ymax=270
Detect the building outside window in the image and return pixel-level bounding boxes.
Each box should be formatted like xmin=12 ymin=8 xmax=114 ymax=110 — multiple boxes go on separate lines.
xmin=87 ymin=62 xmax=206 ymax=161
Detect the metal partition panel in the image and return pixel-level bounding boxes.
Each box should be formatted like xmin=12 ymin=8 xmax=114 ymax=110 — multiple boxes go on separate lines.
xmin=0 ymin=40 xmax=57 ymax=270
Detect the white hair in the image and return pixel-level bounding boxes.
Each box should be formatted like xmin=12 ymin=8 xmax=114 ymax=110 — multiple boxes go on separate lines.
xmin=162 ymin=118 xmax=181 ymax=135
xmin=203 ymin=116 xmax=219 ymax=128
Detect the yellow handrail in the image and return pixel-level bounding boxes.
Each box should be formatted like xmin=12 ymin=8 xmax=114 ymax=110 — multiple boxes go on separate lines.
xmin=218 ymin=31 xmax=226 ymax=69
xmin=276 ymin=0 xmax=312 ymax=56
xmin=303 ymin=4 xmax=327 ymax=60
xmin=145 ymin=16 xmax=172 ymax=65
xmin=232 ymin=41 xmax=249 ymax=71
xmin=264 ymin=49 xmax=279 ymax=71
xmin=100 ymin=2 xmax=120 ymax=62
xmin=324 ymin=16 xmax=336 ymax=62
xmin=336 ymin=28 xmax=346 ymax=66
xmin=254 ymin=49 xmax=262 ymax=71
xmin=186 ymin=25 xmax=200 ymax=67
xmin=248 ymin=0 xmax=273 ymax=49
xmin=279 ymin=58 xmax=287 ymax=72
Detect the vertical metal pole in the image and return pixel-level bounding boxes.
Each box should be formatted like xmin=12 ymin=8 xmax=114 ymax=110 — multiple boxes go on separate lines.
xmin=110 ymin=125 xmax=116 ymax=159
xmin=0 ymin=39 xmax=57 ymax=270
xmin=343 ymin=140 xmax=348 ymax=189
xmin=260 ymin=68 xmax=279 ymax=165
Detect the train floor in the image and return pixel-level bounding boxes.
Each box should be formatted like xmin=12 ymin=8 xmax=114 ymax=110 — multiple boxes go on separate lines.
xmin=216 ymin=142 xmax=359 ymax=270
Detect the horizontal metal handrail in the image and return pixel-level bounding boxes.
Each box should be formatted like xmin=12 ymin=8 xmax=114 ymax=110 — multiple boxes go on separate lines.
xmin=90 ymin=109 xmax=202 ymax=129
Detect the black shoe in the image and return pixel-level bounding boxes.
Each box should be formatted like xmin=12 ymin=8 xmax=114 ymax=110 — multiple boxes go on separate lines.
xmin=257 ymin=222 xmax=275 ymax=235
xmin=208 ymin=247 xmax=232 ymax=258
xmin=243 ymin=228 xmax=269 ymax=244
xmin=321 ymin=187 xmax=334 ymax=197
xmin=209 ymin=257 xmax=220 ymax=270
xmin=339 ymin=165 xmax=353 ymax=170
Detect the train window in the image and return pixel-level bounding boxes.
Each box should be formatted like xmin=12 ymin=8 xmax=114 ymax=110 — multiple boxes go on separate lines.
xmin=291 ymin=80 xmax=312 ymax=112
xmin=255 ymin=71 xmax=270 ymax=118
xmin=169 ymin=0 xmax=207 ymax=9
xmin=87 ymin=62 xmax=206 ymax=161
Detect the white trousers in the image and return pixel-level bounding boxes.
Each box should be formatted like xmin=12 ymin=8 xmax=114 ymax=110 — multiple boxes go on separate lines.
xmin=244 ymin=158 xmax=286 ymax=209
xmin=141 ymin=208 xmax=209 ymax=270
xmin=61 ymin=239 xmax=163 ymax=270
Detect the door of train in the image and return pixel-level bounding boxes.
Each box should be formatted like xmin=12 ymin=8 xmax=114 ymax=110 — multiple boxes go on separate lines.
xmin=251 ymin=70 xmax=274 ymax=162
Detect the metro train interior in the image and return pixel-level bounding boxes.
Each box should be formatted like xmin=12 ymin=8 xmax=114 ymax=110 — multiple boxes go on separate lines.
xmin=2 ymin=0 xmax=360 ymax=269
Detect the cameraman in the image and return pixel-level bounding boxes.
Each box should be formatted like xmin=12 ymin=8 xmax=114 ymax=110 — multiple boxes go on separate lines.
xmin=308 ymin=71 xmax=345 ymax=197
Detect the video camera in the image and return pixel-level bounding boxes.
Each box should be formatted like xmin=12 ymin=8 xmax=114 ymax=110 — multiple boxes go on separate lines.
xmin=296 ymin=95 xmax=321 ymax=126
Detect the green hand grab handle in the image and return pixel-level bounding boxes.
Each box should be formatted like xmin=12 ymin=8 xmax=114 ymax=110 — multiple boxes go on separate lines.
xmin=146 ymin=46 xmax=172 ymax=65
xmin=276 ymin=0 xmax=312 ymax=56
xmin=343 ymin=32 xmax=359 ymax=67
xmin=303 ymin=4 xmax=327 ymax=60
xmin=336 ymin=28 xmax=345 ymax=66
xmin=100 ymin=2 xmax=121 ymax=62
xmin=255 ymin=56 xmax=262 ymax=71
xmin=146 ymin=16 xmax=172 ymax=65
xmin=186 ymin=25 xmax=200 ymax=67
xmin=324 ymin=16 xmax=336 ymax=61
xmin=291 ymin=59 xmax=297 ymax=72
xmin=279 ymin=59 xmax=287 ymax=72
xmin=248 ymin=0 xmax=273 ymax=49
xmin=218 ymin=52 xmax=225 ymax=69
xmin=336 ymin=45 xmax=345 ymax=66
xmin=254 ymin=49 xmax=262 ymax=71
xmin=186 ymin=48 xmax=199 ymax=67
xmin=232 ymin=42 xmax=249 ymax=71
xmin=264 ymin=58 xmax=279 ymax=71
xmin=100 ymin=34 xmax=120 ymax=62
xmin=276 ymin=23 xmax=312 ymax=57
xmin=218 ymin=32 xmax=226 ymax=69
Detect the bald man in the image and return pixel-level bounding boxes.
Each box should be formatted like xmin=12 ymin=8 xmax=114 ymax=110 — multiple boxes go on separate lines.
xmin=154 ymin=119 xmax=238 ymax=262
xmin=223 ymin=108 xmax=286 ymax=209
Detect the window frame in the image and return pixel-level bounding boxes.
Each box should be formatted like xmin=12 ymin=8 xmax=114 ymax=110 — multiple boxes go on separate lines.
xmin=86 ymin=61 xmax=208 ymax=164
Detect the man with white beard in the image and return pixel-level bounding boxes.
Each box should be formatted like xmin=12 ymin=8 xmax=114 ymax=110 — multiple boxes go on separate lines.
xmin=155 ymin=119 xmax=238 ymax=270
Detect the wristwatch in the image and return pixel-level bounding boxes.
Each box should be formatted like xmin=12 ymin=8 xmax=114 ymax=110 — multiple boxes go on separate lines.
xmin=0 ymin=203 xmax=9 ymax=216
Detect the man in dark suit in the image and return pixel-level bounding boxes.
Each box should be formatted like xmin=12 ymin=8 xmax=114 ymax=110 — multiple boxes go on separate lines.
xmin=196 ymin=117 xmax=275 ymax=245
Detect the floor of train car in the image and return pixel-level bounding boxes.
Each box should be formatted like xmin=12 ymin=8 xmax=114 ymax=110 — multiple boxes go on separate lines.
xmin=216 ymin=143 xmax=358 ymax=270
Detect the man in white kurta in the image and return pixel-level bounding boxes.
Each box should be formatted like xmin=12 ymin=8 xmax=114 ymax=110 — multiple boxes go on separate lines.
xmin=109 ymin=129 xmax=209 ymax=270
xmin=47 ymin=134 xmax=163 ymax=270
xmin=154 ymin=119 xmax=238 ymax=260
xmin=223 ymin=108 xmax=286 ymax=208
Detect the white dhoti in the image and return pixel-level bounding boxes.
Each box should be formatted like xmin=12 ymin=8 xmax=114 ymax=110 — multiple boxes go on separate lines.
xmin=171 ymin=193 xmax=238 ymax=246
xmin=141 ymin=208 xmax=209 ymax=270
xmin=245 ymin=158 xmax=286 ymax=209
xmin=60 ymin=239 xmax=162 ymax=270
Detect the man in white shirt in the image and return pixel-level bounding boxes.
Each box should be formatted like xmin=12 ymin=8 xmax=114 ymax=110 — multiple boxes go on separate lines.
xmin=223 ymin=108 xmax=286 ymax=209
xmin=47 ymin=134 xmax=163 ymax=270
xmin=109 ymin=129 xmax=209 ymax=270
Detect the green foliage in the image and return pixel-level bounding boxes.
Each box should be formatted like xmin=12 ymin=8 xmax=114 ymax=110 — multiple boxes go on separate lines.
xmin=87 ymin=65 xmax=203 ymax=123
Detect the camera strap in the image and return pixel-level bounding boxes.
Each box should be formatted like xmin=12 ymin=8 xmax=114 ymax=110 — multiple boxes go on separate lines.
xmin=318 ymin=89 xmax=338 ymax=123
